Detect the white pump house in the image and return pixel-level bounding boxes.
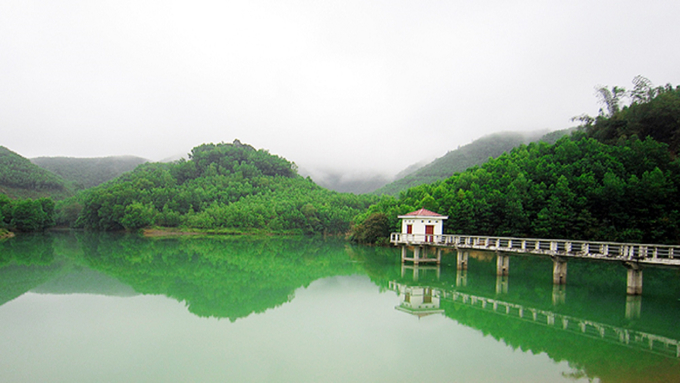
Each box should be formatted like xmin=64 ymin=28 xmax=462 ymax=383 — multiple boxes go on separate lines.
xmin=395 ymin=208 xmax=449 ymax=265
xmin=398 ymin=208 xmax=448 ymax=242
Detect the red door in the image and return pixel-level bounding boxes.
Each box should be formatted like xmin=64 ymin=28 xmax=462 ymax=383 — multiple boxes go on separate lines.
xmin=406 ymin=224 xmax=413 ymax=234
xmin=425 ymin=225 xmax=434 ymax=242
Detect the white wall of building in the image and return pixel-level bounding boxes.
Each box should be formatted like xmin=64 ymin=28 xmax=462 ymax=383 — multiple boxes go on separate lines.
xmin=400 ymin=217 xmax=445 ymax=235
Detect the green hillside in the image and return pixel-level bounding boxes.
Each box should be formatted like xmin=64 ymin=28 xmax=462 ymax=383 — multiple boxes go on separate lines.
xmin=0 ymin=146 xmax=73 ymax=200
xmin=69 ymin=140 xmax=376 ymax=233
xmin=373 ymin=129 xmax=571 ymax=196
xmin=354 ymin=82 xmax=680 ymax=244
xmin=31 ymin=155 xmax=148 ymax=190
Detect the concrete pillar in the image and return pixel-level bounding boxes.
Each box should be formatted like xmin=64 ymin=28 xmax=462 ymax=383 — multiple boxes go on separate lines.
xmin=413 ymin=247 xmax=420 ymax=265
xmin=625 ymin=295 xmax=642 ymax=319
xmin=456 ymin=269 xmax=468 ymax=287
xmin=552 ymin=257 xmax=568 ymax=285
xmin=437 ymin=248 xmax=442 ymax=265
xmin=496 ymin=253 xmax=510 ymax=276
xmin=552 ymin=284 xmax=566 ymax=305
xmin=457 ymin=251 xmax=469 ymax=270
xmin=626 ymin=264 xmax=643 ymax=295
xmin=401 ymin=246 xmax=407 ymax=263
xmin=495 ymin=275 xmax=508 ymax=294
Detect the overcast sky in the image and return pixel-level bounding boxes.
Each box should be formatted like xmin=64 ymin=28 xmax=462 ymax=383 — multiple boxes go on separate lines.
xmin=2 ymin=0 xmax=679 ymax=177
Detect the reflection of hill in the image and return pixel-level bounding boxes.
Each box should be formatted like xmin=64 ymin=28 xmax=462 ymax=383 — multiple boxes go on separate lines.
xmin=78 ymin=234 xmax=363 ymax=321
xmin=0 ymin=234 xmax=63 ymax=306
xmin=31 ymin=266 xmax=137 ymax=297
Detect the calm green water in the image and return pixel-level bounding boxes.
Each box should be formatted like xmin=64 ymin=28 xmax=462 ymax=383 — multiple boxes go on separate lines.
xmin=1 ymin=233 xmax=679 ymax=382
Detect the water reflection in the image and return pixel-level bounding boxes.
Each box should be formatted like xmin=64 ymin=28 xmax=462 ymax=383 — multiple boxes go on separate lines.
xmin=385 ymin=257 xmax=680 ymax=383
xmin=1 ymin=233 xmax=679 ymax=382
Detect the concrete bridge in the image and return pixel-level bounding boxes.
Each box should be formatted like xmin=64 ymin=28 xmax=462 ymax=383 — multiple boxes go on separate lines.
xmin=390 ymin=233 xmax=680 ymax=295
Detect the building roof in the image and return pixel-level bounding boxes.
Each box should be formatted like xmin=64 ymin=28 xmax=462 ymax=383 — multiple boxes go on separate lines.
xmin=400 ymin=208 xmax=445 ymax=217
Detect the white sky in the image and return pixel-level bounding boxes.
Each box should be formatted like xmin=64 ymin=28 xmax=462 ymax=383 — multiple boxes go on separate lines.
xmin=1 ymin=0 xmax=679 ymax=176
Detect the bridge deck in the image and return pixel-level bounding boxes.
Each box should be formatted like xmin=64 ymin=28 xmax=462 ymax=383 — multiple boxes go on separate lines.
xmin=390 ymin=233 xmax=680 ymax=267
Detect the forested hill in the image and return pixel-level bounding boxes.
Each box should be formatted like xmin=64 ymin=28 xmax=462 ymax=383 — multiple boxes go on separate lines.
xmin=354 ymin=133 xmax=680 ymax=245
xmin=69 ymin=140 xmax=376 ymax=233
xmin=31 ymin=155 xmax=148 ymax=190
xmin=354 ymin=81 xmax=680 ymax=245
xmin=373 ymin=129 xmax=571 ymax=196
xmin=0 ymin=146 xmax=73 ymax=200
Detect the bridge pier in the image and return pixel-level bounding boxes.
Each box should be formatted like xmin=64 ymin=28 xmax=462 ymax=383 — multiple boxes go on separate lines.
xmin=457 ymin=251 xmax=469 ymax=270
xmin=496 ymin=253 xmax=510 ymax=276
xmin=401 ymin=246 xmax=441 ymax=265
xmin=552 ymin=257 xmax=568 ymax=285
xmin=413 ymin=247 xmax=421 ymax=265
xmin=626 ymin=264 xmax=643 ymax=295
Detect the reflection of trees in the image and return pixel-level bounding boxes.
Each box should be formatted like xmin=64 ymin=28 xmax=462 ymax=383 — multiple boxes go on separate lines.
xmin=359 ymin=251 xmax=680 ymax=383
xmin=0 ymin=233 xmax=62 ymax=306
xmin=0 ymin=233 xmax=56 ymax=267
xmin=78 ymin=234 xmax=363 ymax=321
xmin=444 ymin=300 xmax=680 ymax=383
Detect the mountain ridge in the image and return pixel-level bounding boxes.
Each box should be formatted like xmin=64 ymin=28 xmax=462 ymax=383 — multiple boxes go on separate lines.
xmin=373 ymin=129 xmax=572 ymax=196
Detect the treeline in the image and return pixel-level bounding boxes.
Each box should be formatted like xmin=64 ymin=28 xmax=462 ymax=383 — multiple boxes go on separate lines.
xmin=65 ymin=140 xmax=376 ymax=233
xmin=582 ymin=80 xmax=680 ymax=153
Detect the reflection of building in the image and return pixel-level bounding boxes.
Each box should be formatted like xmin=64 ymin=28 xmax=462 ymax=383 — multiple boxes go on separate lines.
xmin=389 ymin=282 xmax=444 ymax=318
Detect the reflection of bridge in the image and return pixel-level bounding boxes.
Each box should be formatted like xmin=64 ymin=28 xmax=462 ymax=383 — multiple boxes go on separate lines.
xmin=388 ymin=279 xmax=680 ymax=359
xmin=391 ymin=233 xmax=680 ymax=295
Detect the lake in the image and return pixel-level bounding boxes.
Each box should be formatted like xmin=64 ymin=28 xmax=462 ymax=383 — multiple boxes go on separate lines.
xmin=1 ymin=232 xmax=679 ymax=382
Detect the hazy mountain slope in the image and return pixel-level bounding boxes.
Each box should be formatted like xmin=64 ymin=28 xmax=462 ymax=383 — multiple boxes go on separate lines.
xmin=373 ymin=129 xmax=572 ymax=196
xmin=299 ymin=167 xmax=392 ymax=194
xmin=0 ymin=146 xmax=73 ymax=200
xmin=32 ymin=155 xmax=148 ymax=190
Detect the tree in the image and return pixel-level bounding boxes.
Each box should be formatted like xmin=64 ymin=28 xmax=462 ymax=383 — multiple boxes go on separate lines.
xmin=351 ymin=213 xmax=391 ymax=245
xmin=120 ymin=202 xmax=156 ymax=230
xmin=629 ymin=75 xmax=656 ymax=104
xmin=596 ymin=85 xmax=626 ymax=117
xmin=11 ymin=199 xmax=47 ymax=232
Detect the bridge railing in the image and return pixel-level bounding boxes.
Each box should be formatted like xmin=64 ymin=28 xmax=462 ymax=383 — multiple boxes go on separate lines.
xmin=390 ymin=233 xmax=680 ymax=264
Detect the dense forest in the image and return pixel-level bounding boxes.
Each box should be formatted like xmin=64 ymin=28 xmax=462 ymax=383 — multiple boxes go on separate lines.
xmin=372 ymin=129 xmax=570 ymax=196
xmin=0 ymin=146 xmax=73 ymax=200
xmin=31 ymin=155 xmax=148 ymax=190
xmin=0 ymin=194 xmax=56 ymax=233
xmin=354 ymin=80 xmax=680 ymax=245
xmin=59 ymin=140 xmax=377 ymax=234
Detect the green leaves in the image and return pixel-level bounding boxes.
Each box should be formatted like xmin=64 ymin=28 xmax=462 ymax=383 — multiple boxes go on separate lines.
xmin=9 ymin=198 xmax=52 ymax=232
